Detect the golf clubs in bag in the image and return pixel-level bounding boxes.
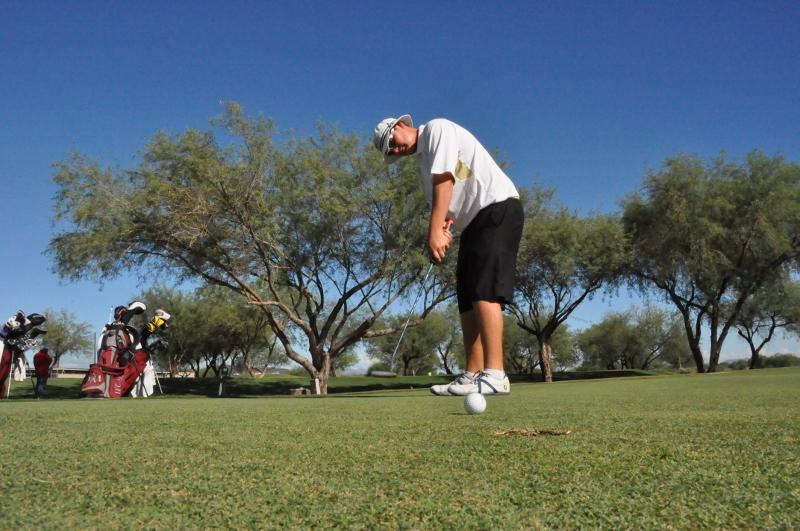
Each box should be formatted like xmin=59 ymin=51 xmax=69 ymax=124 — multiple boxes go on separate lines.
xmin=80 ymin=302 xmax=170 ymax=399
xmin=0 ymin=311 xmax=47 ymax=399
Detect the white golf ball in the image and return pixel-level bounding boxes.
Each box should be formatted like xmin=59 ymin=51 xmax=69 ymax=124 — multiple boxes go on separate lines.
xmin=464 ymin=392 xmax=486 ymax=415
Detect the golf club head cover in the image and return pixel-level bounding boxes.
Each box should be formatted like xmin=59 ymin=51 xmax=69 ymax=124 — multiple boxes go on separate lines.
xmin=147 ymin=309 xmax=171 ymax=332
xmin=127 ymin=301 xmax=147 ymax=315
xmin=4 ymin=316 xmax=21 ymax=331
xmin=114 ymin=305 xmax=128 ymax=323
xmin=26 ymin=313 xmax=46 ymax=327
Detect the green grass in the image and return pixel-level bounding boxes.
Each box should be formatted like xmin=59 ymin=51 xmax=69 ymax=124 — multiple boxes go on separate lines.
xmin=1 ymin=369 xmax=798 ymax=529
xmin=2 ymin=369 xmax=655 ymax=400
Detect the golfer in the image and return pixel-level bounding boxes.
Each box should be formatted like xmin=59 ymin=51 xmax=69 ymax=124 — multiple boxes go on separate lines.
xmin=373 ymin=115 xmax=523 ymax=395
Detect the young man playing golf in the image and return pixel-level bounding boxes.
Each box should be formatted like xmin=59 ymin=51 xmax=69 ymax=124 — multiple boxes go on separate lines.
xmin=373 ymin=115 xmax=523 ymax=395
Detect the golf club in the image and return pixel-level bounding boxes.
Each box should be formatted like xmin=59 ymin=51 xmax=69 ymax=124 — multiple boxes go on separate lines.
xmin=389 ymin=261 xmax=435 ymax=372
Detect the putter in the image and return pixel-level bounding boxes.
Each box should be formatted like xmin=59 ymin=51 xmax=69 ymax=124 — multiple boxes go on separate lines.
xmin=389 ymin=261 xmax=435 ymax=372
xmin=389 ymin=221 xmax=453 ymax=373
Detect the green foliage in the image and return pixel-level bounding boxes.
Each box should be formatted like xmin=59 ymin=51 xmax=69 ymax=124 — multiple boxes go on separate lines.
xmin=765 ymin=354 xmax=800 ymax=367
xmin=623 ymin=151 xmax=800 ymax=372
xmin=138 ymin=285 xmax=282 ymax=377
xmin=49 ymin=103 xmax=451 ymax=392
xmin=511 ymin=187 xmax=629 ymax=380
xmin=734 ymin=273 xmax=800 ymax=367
xmin=505 ymin=317 xmax=581 ymax=374
xmin=364 ymin=309 xmax=455 ymax=375
xmin=332 ymin=348 xmax=359 ymax=375
xmin=720 ymin=353 xmax=800 ymax=370
xmin=2 ymin=369 xmax=799 ymax=528
xmin=40 ymin=308 xmax=93 ymax=367
xmin=366 ymin=361 xmax=391 ymax=375
xmin=577 ymin=305 xmax=689 ymax=370
xmin=504 ymin=315 xmax=539 ymax=374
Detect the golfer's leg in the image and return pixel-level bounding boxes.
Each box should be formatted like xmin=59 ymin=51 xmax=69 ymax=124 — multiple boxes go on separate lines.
xmin=473 ymin=300 xmax=504 ymax=371
xmin=460 ymin=310 xmax=484 ymax=374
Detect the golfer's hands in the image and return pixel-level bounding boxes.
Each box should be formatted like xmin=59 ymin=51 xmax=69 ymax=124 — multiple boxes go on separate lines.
xmin=428 ymin=220 xmax=454 ymax=263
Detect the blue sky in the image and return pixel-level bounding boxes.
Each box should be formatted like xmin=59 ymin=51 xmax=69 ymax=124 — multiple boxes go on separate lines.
xmin=2 ymin=0 xmax=799 ymax=366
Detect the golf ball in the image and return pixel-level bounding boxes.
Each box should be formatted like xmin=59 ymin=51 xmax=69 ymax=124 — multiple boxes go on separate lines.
xmin=464 ymin=392 xmax=486 ymax=415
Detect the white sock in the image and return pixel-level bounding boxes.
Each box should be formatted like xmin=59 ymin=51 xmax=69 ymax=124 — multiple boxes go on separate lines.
xmin=482 ymin=368 xmax=505 ymax=380
xmin=463 ymin=371 xmax=476 ymax=380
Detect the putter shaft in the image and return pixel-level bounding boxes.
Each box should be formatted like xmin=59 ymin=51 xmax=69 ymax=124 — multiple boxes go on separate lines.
xmin=389 ymin=262 xmax=435 ymax=371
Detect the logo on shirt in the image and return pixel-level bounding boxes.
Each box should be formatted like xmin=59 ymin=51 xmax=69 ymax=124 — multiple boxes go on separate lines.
xmin=454 ymin=153 xmax=473 ymax=181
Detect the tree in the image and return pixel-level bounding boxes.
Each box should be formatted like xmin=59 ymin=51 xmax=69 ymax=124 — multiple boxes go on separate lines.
xmin=577 ymin=306 xmax=688 ymax=370
xmin=549 ymin=325 xmax=581 ymax=372
xmin=576 ymin=312 xmax=631 ymax=370
xmin=331 ymin=349 xmax=359 ymax=376
xmin=40 ymin=308 xmax=93 ymax=368
xmin=634 ymin=305 xmax=690 ymax=370
xmin=364 ymin=310 xmax=452 ymax=375
xmin=433 ymin=304 xmax=463 ymax=375
xmin=503 ymin=314 xmax=539 ymax=374
xmin=137 ymin=287 xmax=200 ymax=377
xmin=504 ymin=317 xmax=579 ymax=374
xmin=623 ymin=152 xmax=800 ymax=372
xmin=510 ymin=189 xmax=629 ymax=382
xmin=140 ymin=285 xmax=284 ymax=378
xmin=734 ymin=273 xmax=800 ymax=369
xmin=49 ymin=103 xmax=452 ymax=393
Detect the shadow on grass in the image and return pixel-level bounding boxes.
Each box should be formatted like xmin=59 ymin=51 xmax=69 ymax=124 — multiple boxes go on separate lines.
xmin=510 ymin=370 xmax=653 ymax=383
xmin=3 ymin=370 xmax=653 ymax=400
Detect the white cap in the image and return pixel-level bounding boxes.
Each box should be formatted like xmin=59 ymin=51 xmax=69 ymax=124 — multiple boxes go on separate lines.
xmin=372 ymin=114 xmax=412 ymax=164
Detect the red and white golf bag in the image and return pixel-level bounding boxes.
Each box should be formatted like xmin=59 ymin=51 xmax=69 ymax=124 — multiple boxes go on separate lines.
xmin=80 ymin=303 xmax=169 ymax=399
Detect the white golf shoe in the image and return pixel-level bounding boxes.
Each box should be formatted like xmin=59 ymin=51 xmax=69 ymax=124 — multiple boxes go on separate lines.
xmin=449 ymin=371 xmax=510 ymax=396
xmin=430 ymin=373 xmax=475 ymax=396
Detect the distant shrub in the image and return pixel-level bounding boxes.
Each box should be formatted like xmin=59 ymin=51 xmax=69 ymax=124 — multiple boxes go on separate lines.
xmin=719 ymin=359 xmax=750 ymax=371
xmin=366 ymin=362 xmax=391 ymax=376
xmin=763 ymin=354 xmax=800 ymax=368
xmin=718 ymin=354 xmax=800 ymax=370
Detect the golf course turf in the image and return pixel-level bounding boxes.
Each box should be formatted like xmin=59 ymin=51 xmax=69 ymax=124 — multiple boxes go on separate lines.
xmin=1 ymin=368 xmax=798 ymax=528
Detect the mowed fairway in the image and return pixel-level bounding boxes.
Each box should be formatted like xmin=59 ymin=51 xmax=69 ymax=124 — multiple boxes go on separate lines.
xmin=1 ymin=369 xmax=799 ymax=529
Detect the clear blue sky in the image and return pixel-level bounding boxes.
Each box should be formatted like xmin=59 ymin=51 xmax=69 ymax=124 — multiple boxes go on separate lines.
xmin=2 ymin=0 xmax=799 ymax=365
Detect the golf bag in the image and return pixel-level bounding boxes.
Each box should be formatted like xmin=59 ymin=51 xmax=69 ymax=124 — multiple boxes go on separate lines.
xmin=80 ymin=303 xmax=169 ymax=399
xmin=0 ymin=311 xmax=47 ymax=399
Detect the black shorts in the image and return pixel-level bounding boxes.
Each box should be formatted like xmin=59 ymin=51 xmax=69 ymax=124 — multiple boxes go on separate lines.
xmin=457 ymin=198 xmax=524 ymax=313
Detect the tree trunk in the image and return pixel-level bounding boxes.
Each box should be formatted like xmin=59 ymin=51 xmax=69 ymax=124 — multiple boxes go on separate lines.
xmin=745 ymin=335 xmax=765 ymax=369
xmin=707 ymin=330 xmax=721 ymax=373
xmin=680 ymin=320 xmax=705 ymax=372
xmin=539 ymin=341 xmax=553 ymax=383
xmin=312 ymin=352 xmax=332 ymax=395
xmin=438 ymin=342 xmax=454 ymax=375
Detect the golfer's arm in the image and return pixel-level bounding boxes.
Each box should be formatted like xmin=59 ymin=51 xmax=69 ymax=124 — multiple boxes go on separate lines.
xmin=429 ymin=172 xmax=454 ymax=233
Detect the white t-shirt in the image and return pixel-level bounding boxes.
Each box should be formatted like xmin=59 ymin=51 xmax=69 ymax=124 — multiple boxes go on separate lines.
xmin=415 ymin=119 xmax=519 ymax=232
